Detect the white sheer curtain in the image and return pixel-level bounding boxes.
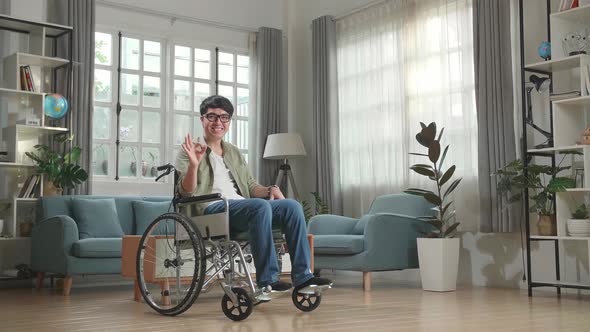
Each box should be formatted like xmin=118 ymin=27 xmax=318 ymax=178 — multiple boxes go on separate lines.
xmin=336 ymin=0 xmax=479 ymax=229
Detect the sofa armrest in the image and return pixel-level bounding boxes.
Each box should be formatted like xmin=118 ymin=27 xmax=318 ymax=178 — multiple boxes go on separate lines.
xmin=31 ymin=215 xmax=79 ymax=274
xmin=362 ymin=213 xmax=429 ymax=270
xmin=308 ymin=215 xmax=358 ymax=235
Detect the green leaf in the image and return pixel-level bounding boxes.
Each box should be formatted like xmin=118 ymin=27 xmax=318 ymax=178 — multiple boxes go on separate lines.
xmin=425 ymin=219 xmax=443 ymax=230
xmin=444 ymin=178 xmax=462 ymax=198
xmin=437 ymin=127 xmax=445 ymax=141
xmin=409 ymin=152 xmax=428 ymax=157
xmin=547 ymin=177 xmax=575 ymax=193
xmin=428 ymin=141 xmax=441 ymax=163
xmin=410 ymin=165 xmax=435 ymax=177
xmin=443 ymin=222 xmax=460 ymax=237
xmin=424 ymin=192 xmax=442 ymax=206
xmin=439 ymin=165 xmax=456 ymax=186
xmin=438 ymin=145 xmax=449 ymax=170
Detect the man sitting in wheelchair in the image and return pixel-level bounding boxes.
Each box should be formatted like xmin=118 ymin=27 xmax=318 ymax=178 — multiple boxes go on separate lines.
xmin=176 ymin=95 xmax=332 ymax=293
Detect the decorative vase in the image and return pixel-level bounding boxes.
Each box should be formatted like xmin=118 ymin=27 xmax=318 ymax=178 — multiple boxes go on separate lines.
xmin=102 ymin=160 xmax=108 ymax=174
xmin=537 ymin=214 xmax=557 ymax=236
xmin=417 ymin=237 xmax=460 ymax=292
xmin=130 ymin=161 xmax=137 ymax=175
xmin=141 ymin=161 xmax=148 ymax=176
xmin=150 ymin=166 xmax=158 ymax=177
xmin=43 ymin=180 xmax=62 ymax=196
xmin=566 ymin=219 xmax=590 ymax=237
xmin=0 ymin=219 xmax=3 ymax=236
xmin=19 ymin=222 xmax=33 ymax=237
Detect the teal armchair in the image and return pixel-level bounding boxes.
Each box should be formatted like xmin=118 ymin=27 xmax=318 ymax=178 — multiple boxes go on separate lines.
xmin=308 ymin=194 xmax=433 ymax=291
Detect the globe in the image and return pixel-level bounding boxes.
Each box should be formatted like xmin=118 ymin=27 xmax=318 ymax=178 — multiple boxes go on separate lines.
xmin=538 ymin=41 xmax=551 ymax=61
xmin=44 ymin=94 xmax=69 ymax=119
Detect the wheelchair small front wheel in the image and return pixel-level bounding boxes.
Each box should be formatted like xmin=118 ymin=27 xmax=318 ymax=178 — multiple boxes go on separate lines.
xmin=221 ymin=288 xmax=253 ymax=321
xmin=292 ymin=289 xmax=321 ymax=312
xmin=136 ymin=212 xmax=206 ymax=316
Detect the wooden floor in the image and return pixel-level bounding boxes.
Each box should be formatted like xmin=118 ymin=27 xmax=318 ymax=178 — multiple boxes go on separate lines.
xmin=1 ymin=276 xmax=590 ymax=332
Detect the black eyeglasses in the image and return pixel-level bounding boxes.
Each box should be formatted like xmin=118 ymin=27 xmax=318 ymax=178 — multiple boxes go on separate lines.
xmin=202 ymin=113 xmax=231 ymax=123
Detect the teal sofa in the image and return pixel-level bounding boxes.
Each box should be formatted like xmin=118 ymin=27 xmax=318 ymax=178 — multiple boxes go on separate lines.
xmin=31 ymin=195 xmax=171 ymax=295
xmin=308 ymin=194 xmax=433 ymax=291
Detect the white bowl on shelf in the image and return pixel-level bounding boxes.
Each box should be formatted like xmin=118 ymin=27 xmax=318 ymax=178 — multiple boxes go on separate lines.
xmin=566 ymin=219 xmax=590 ymax=236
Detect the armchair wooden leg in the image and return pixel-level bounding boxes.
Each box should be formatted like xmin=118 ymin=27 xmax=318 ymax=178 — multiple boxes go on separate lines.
xmin=36 ymin=272 xmax=45 ymax=290
xmin=63 ymin=275 xmax=73 ymax=296
xmin=134 ymin=280 xmax=141 ymax=302
xmin=363 ymin=272 xmax=371 ymax=291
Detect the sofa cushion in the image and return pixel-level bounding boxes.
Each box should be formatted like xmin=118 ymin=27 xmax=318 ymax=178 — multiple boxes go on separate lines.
xmin=73 ymin=238 xmax=122 ymax=258
xmin=352 ymin=215 xmax=372 ymax=235
xmin=314 ymin=235 xmax=364 ymax=255
xmin=133 ymin=200 xmax=172 ymax=235
xmin=72 ymin=198 xmax=125 ymax=239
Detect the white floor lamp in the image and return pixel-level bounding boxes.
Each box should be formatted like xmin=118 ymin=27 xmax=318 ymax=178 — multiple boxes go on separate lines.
xmin=263 ymin=133 xmax=306 ymax=200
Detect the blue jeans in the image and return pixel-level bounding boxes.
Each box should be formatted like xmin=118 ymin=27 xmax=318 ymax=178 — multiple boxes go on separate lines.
xmin=204 ymin=198 xmax=314 ymax=288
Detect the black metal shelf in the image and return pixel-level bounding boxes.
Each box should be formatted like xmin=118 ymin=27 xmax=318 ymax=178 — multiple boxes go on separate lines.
xmin=519 ymin=0 xmax=562 ymax=297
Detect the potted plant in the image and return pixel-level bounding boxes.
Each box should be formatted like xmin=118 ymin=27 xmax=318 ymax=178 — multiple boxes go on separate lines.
xmin=25 ymin=135 xmax=89 ymax=196
xmin=494 ymin=157 xmax=577 ymax=236
xmin=567 ymin=203 xmax=590 ymax=237
xmin=404 ymin=122 xmax=461 ymax=292
xmin=301 ymin=191 xmax=330 ymax=224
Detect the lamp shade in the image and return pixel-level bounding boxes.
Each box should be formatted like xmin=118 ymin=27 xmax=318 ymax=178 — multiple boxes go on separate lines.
xmin=263 ymin=133 xmax=307 ymax=160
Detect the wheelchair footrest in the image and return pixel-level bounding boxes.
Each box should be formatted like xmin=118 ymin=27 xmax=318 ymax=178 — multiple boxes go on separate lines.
xmin=255 ymin=288 xmax=290 ymax=302
xmin=296 ymin=284 xmax=332 ymax=295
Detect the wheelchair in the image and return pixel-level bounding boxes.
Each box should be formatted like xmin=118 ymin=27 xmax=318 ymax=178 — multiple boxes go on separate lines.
xmin=135 ymin=163 xmax=330 ymax=321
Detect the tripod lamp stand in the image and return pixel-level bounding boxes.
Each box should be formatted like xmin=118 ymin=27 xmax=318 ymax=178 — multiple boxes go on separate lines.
xmin=263 ymin=133 xmax=307 ymax=200
xmin=525 ymin=74 xmax=553 ymax=149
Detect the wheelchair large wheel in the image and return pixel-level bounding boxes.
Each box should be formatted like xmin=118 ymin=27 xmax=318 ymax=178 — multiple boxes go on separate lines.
xmin=136 ymin=212 xmax=206 ymax=316
xmin=221 ymin=288 xmax=253 ymax=321
xmin=292 ymin=289 xmax=321 ymax=312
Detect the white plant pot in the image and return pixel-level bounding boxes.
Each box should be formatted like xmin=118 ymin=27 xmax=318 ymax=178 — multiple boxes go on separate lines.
xmin=417 ymin=237 xmax=460 ymax=292
xmin=566 ymin=219 xmax=590 ymax=237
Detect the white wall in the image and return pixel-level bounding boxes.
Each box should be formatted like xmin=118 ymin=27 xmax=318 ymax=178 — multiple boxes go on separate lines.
xmin=101 ymin=0 xmax=283 ymax=31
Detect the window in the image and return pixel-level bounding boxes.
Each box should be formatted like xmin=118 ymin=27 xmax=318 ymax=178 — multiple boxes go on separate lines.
xmin=93 ymin=32 xmax=251 ymax=186
xmin=93 ymin=31 xmax=165 ymax=181
xmin=171 ymin=45 xmax=250 ymax=160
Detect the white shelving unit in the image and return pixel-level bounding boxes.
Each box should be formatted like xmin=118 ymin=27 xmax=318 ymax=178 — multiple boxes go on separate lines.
xmin=522 ymin=3 xmax=590 ymax=295
xmin=0 ymin=15 xmax=72 ymax=246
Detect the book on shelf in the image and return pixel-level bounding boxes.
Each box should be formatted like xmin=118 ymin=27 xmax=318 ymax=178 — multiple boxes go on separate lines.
xmin=559 ymin=0 xmax=579 ymax=11
xmin=18 ymin=174 xmax=39 ymax=198
xmin=549 ymin=91 xmax=581 ymax=101
xmin=19 ymin=65 xmax=35 ymax=92
xmin=17 ymin=175 xmax=32 ymax=198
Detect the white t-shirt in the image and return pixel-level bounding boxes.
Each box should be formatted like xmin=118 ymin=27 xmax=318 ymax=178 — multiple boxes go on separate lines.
xmin=209 ymin=151 xmax=244 ymax=201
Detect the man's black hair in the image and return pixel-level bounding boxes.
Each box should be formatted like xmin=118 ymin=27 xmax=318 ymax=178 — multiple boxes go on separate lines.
xmin=199 ymin=95 xmax=234 ymax=116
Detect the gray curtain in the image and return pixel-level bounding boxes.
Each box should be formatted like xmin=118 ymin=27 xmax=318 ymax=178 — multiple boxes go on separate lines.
xmin=255 ymin=27 xmax=286 ymax=186
xmin=49 ymin=0 xmax=95 ymax=195
xmin=312 ymin=16 xmax=342 ymax=215
xmin=474 ymin=0 xmax=518 ymax=232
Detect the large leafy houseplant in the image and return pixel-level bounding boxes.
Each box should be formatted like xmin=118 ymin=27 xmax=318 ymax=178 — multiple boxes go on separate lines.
xmin=404 ymin=122 xmax=461 ymax=238
xmin=25 ymin=135 xmax=88 ymax=193
xmin=494 ymin=157 xmax=576 ymax=216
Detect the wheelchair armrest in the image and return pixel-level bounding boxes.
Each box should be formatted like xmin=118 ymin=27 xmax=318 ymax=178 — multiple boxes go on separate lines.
xmin=178 ymin=193 xmax=223 ymax=205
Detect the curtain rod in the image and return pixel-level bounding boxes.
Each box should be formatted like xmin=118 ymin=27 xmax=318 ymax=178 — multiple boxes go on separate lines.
xmin=333 ymin=0 xmax=387 ymax=21
xmin=96 ymin=0 xmax=258 ymax=33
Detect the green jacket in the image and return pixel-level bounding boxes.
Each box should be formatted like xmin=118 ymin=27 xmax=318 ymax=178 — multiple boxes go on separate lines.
xmin=175 ymin=140 xmax=260 ymax=214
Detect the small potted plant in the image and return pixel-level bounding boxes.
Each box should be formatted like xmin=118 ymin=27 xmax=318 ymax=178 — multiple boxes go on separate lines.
xmin=567 ymin=203 xmax=590 ymax=237
xmin=147 ymin=152 xmax=159 ymax=177
xmin=404 ymin=122 xmax=462 ymax=292
xmin=92 ymin=144 xmax=108 ymax=175
xmin=25 ymin=135 xmax=89 ymax=195
xmin=495 ymin=155 xmax=578 ymax=236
